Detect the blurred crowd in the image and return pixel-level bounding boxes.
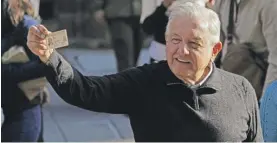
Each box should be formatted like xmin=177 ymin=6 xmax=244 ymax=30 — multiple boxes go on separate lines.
xmin=1 ymin=0 xmax=277 ymax=142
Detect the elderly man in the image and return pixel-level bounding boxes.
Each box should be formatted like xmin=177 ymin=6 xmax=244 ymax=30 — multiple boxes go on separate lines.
xmin=27 ymin=1 xmax=262 ymax=142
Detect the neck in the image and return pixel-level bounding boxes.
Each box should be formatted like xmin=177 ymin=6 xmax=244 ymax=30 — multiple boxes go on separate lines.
xmin=181 ymin=64 xmax=211 ymax=86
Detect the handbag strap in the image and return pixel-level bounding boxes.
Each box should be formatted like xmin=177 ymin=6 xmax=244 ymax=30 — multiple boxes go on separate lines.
xmin=227 ymin=0 xmax=236 ymax=45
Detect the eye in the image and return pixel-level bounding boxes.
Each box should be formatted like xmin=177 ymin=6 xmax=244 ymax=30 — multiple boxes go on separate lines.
xmin=171 ymin=38 xmax=181 ymax=44
xmin=188 ymin=42 xmax=201 ymax=49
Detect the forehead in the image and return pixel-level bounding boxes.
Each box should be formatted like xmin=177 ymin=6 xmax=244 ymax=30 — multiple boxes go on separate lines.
xmin=169 ymin=16 xmax=205 ymax=39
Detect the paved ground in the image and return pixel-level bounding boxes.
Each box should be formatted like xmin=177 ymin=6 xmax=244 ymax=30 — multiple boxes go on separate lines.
xmin=42 ymin=47 xmax=150 ymax=142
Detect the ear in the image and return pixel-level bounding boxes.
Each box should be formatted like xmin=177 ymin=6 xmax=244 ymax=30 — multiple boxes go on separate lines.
xmin=211 ymin=42 xmax=222 ymax=61
xmin=206 ymin=0 xmax=215 ymax=8
xmin=208 ymin=0 xmax=215 ymax=5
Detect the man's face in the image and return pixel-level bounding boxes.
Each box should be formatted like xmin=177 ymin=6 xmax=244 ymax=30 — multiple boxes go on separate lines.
xmin=166 ymin=16 xmax=221 ymax=80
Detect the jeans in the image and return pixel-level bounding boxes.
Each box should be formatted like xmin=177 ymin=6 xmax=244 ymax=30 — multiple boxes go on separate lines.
xmin=1 ymin=105 xmax=42 ymax=142
xmin=260 ymin=81 xmax=277 ymax=142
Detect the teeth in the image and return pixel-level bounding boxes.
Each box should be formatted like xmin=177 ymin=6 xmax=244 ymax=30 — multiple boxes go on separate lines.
xmin=177 ymin=58 xmax=191 ymax=63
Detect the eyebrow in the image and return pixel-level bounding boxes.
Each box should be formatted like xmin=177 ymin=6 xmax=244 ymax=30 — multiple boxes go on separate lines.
xmin=171 ymin=33 xmax=181 ymax=37
xmin=190 ymin=37 xmax=204 ymax=46
xmin=191 ymin=37 xmax=203 ymax=41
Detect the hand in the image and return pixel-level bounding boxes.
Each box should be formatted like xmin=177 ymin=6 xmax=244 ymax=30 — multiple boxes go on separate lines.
xmin=94 ymin=10 xmax=105 ymax=24
xmin=163 ymin=0 xmax=176 ymax=8
xmin=27 ymin=25 xmax=53 ymax=63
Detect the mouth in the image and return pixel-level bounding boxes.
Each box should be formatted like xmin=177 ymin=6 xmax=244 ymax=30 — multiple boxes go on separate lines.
xmin=176 ymin=58 xmax=192 ymax=64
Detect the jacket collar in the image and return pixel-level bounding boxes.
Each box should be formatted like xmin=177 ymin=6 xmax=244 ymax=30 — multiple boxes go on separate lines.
xmin=161 ymin=61 xmax=222 ymax=91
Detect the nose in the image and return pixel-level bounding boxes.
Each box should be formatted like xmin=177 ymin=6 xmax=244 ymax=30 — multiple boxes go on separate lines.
xmin=180 ymin=44 xmax=190 ymax=55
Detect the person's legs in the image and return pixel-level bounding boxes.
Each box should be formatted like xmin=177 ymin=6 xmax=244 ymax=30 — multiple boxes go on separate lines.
xmin=37 ymin=105 xmax=44 ymax=142
xmin=108 ymin=18 xmax=135 ymax=72
xmin=1 ymin=105 xmax=42 ymax=142
xmin=131 ymin=16 xmax=143 ymax=66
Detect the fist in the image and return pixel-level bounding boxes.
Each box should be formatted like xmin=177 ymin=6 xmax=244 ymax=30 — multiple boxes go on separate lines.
xmin=27 ymin=25 xmax=53 ymax=63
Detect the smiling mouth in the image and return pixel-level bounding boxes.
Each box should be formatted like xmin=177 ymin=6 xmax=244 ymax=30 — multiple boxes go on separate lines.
xmin=176 ymin=58 xmax=191 ymax=64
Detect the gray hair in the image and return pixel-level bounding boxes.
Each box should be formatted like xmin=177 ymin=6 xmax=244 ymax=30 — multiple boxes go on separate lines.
xmin=165 ymin=0 xmax=220 ymax=46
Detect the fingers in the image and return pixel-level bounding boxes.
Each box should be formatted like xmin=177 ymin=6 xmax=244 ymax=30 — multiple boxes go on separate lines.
xmin=29 ymin=26 xmax=44 ymax=39
xmin=27 ymin=33 xmax=46 ymax=44
xmin=27 ymin=25 xmax=54 ymax=61
xmin=27 ymin=25 xmax=51 ymax=49
xmin=37 ymin=25 xmax=51 ymax=36
xmin=28 ymin=25 xmax=51 ymax=40
xmin=27 ymin=41 xmax=48 ymax=52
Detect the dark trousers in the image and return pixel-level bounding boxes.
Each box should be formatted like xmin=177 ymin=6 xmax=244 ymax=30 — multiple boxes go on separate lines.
xmin=1 ymin=105 xmax=43 ymax=142
xmin=107 ymin=16 xmax=142 ymax=72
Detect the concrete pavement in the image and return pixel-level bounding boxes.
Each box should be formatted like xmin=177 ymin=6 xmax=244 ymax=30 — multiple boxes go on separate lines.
xmin=43 ymin=47 xmax=150 ymax=142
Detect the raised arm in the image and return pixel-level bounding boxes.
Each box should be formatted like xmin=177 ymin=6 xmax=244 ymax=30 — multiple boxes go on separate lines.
xmin=27 ymin=25 xmax=151 ymax=114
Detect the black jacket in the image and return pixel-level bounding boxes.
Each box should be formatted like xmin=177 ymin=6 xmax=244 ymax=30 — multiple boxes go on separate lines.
xmin=43 ymin=50 xmax=263 ymax=142
xmin=142 ymin=4 xmax=168 ymax=44
xmin=1 ymin=15 xmax=46 ymax=114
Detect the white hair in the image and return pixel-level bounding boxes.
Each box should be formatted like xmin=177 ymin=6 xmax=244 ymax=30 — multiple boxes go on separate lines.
xmin=165 ymin=0 xmax=220 ymax=46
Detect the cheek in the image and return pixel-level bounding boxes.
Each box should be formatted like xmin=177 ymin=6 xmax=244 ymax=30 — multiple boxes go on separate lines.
xmin=193 ymin=50 xmax=212 ymax=68
xmin=166 ymin=43 xmax=178 ymax=62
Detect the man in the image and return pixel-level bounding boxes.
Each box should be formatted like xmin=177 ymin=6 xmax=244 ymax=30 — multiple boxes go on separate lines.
xmin=27 ymin=1 xmax=263 ymax=141
xmin=94 ymin=0 xmax=142 ymax=72
xmin=213 ymin=0 xmax=277 ymax=97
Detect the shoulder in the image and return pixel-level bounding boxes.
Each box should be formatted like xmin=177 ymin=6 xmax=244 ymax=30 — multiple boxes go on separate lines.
xmin=112 ymin=61 xmax=168 ymax=85
xmin=216 ymin=68 xmax=246 ymax=82
xmin=120 ymin=61 xmax=167 ymax=77
xmin=216 ymin=68 xmax=255 ymax=94
xmin=216 ymin=68 xmax=258 ymax=112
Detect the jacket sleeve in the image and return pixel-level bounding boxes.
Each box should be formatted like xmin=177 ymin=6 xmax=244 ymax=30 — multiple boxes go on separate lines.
xmin=44 ymin=50 xmax=151 ymax=114
xmin=1 ymin=17 xmax=46 ymax=84
xmin=142 ymin=4 xmax=167 ymax=35
xmin=243 ymin=78 xmax=264 ymax=142
xmin=1 ymin=60 xmax=47 ymax=84
xmin=261 ymin=0 xmax=277 ymax=90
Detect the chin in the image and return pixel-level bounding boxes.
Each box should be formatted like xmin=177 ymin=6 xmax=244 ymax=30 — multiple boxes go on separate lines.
xmin=172 ymin=65 xmax=194 ymax=77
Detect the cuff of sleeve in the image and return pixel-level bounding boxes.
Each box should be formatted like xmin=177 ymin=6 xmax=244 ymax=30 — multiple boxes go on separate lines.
xmin=40 ymin=50 xmax=61 ymax=76
xmin=44 ymin=50 xmax=57 ymax=66
xmin=41 ymin=49 xmax=74 ymax=83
